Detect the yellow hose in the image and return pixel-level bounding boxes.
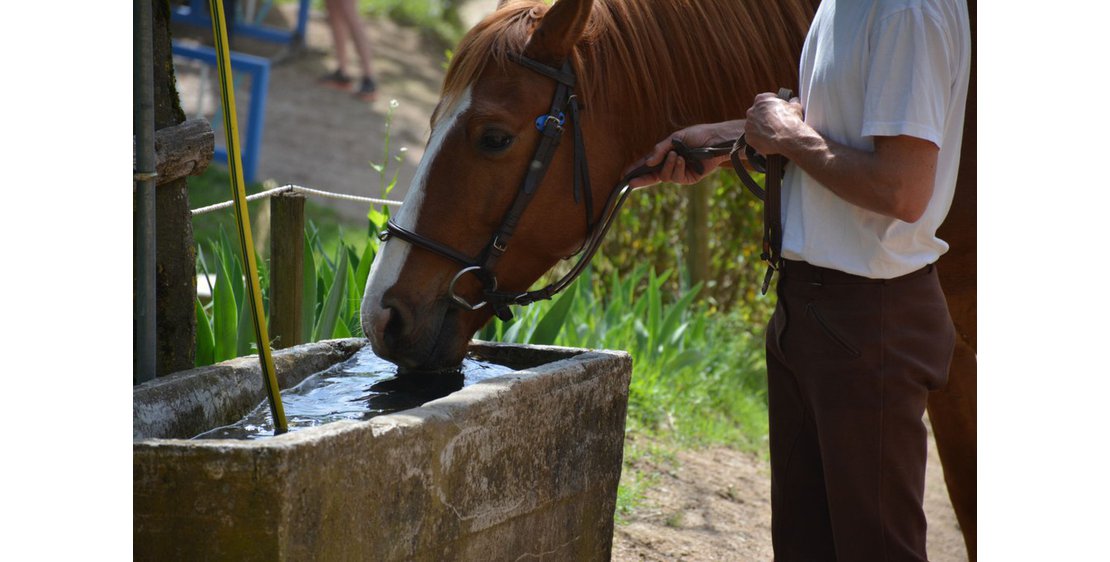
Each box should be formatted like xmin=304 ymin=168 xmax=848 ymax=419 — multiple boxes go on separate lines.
xmin=208 ymin=0 xmax=288 ymax=434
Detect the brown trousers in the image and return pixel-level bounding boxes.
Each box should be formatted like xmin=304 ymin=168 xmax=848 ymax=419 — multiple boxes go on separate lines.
xmin=766 ymin=260 xmax=955 ymax=561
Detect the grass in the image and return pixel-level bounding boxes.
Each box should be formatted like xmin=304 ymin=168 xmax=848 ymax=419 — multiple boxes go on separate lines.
xmin=614 ymin=435 xmax=678 ymax=523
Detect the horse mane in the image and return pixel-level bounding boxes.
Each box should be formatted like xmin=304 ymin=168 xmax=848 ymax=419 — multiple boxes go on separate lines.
xmin=438 ymin=0 xmax=818 ymax=145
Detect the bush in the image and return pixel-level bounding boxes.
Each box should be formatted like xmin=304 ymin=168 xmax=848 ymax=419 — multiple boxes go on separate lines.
xmin=595 ymin=169 xmax=776 ymax=326
xmin=480 ymin=263 xmax=768 ymax=450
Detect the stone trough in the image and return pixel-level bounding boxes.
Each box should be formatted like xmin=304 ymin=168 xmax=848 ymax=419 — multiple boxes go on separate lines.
xmin=133 ymin=338 xmax=632 ymax=561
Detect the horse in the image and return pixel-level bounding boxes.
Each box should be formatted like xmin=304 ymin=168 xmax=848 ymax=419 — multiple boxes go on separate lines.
xmin=359 ymin=0 xmax=976 ymax=558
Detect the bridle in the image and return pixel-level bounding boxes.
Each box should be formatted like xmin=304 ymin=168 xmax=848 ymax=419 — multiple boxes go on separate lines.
xmin=380 ymin=53 xmax=630 ymax=322
xmin=380 ymin=50 xmax=791 ymax=321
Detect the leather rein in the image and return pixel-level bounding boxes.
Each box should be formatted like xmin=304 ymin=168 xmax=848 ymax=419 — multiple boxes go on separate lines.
xmin=380 ymin=52 xmax=790 ymax=321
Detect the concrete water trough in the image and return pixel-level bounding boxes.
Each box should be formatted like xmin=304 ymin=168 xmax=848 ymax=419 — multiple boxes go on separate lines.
xmin=133 ymin=338 xmax=632 ymax=561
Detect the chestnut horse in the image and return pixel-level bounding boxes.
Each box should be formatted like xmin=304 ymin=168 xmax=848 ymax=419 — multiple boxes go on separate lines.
xmin=360 ymin=0 xmax=976 ymax=557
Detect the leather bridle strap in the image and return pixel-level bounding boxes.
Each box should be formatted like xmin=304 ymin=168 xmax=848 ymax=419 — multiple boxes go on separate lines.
xmin=380 ymin=55 xmax=592 ymax=322
xmin=482 ymin=58 xmax=577 ymax=273
xmin=723 ymin=88 xmax=794 ymax=294
xmin=378 ymin=220 xmax=475 ymax=269
xmin=512 ymin=53 xmax=577 ymax=86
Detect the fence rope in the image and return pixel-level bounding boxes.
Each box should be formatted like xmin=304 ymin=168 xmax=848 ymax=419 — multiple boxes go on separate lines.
xmin=190 ymin=184 xmax=403 ymax=216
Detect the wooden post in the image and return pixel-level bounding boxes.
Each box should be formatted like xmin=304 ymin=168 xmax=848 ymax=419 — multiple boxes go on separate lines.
xmin=269 ymin=192 xmax=305 ymax=349
xmin=686 ymin=177 xmax=711 ymax=288
xmin=144 ymin=118 xmax=213 ymax=376
xmin=151 ymin=0 xmax=207 ymax=377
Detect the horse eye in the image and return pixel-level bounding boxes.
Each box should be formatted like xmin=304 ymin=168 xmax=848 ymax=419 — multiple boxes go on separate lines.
xmin=478 ymin=130 xmax=514 ymax=152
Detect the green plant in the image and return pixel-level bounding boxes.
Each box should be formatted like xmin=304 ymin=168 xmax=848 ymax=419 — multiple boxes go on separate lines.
xmin=193 ymin=213 xmax=386 ymax=367
xmin=357 ymin=0 xmax=467 ymax=46
xmin=367 ymin=99 xmax=405 ymax=239
xmin=195 ymin=227 xmax=268 ymax=364
xmin=596 ymin=170 xmax=775 ymax=324
xmin=480 ymin=263 xmax=768 ymax=450
xmin=614 ymin=436 xmax=676 ymax=524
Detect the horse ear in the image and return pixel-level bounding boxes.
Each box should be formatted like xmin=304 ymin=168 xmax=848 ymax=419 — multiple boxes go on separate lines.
xmin=522 ymin=0 xmax=593 ymax=65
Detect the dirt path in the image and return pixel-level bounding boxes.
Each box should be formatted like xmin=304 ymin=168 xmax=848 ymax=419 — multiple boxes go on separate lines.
xmin=174 ymin=3 xmax=459 ymax=223
xmin=174 ymin=6 xmax=968 ymax=560
xmin=612 ymin=417 xmax=968 ymax=561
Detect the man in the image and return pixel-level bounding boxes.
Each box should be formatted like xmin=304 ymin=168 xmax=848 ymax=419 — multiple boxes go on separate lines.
xmin=629 ymin=0 xmax=971 ymax=559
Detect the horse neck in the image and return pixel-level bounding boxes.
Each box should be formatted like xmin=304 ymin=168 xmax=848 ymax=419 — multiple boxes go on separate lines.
xmin=577 ymin=0 xmax=817 ymax=170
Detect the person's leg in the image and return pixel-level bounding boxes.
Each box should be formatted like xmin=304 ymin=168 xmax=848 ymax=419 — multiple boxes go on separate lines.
xmin=335 ymin=0 xmax=376 ymax=99
xmin=766 ymin=297 xmax=837 ymax=561
xmin=322 ymin=0 xmax=352 ymax=84
xmin=777 ymin=263 xmax=953 ymax=561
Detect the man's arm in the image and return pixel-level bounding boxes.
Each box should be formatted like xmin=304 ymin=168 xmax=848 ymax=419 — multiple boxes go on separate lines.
xmin=744 ymin=93 xmax=939 ymax=223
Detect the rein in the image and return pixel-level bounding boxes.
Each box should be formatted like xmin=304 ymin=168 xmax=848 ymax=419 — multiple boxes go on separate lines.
xmin=381 ymin=52 xmax=790 ymax=321
xmin=622 ymin=87 xmax=794 ymax=295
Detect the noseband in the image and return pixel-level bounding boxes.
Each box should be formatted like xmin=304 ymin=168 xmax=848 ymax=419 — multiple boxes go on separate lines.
xmin=381 ymin=53 xmax=629 ymax=322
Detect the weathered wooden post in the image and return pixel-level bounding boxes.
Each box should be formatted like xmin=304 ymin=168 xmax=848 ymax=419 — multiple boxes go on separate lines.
xmin=148 ymin=118 xmax=214 ymax=375
xmin=149 ymin=0 xmax=215 ymax=377
xmin=269 ymin=192 xmax=305 ymax=348
xmin=685 ymin=177 xmax=711 ymax=288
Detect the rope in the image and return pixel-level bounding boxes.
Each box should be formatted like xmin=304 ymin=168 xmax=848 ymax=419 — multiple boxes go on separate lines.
xmin=191 ymin=184 xmax=403 ymax=216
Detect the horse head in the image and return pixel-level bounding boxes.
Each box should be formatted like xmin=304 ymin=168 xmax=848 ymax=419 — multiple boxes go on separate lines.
xmin=361 ymin=0 xmax=816 ymax=371
xmin=361 ymin=0 xmax=607 ymax=371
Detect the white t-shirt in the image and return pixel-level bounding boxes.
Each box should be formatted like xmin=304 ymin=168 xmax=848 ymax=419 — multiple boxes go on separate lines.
xmin=779 ymin=0 xmax=971 ymax=279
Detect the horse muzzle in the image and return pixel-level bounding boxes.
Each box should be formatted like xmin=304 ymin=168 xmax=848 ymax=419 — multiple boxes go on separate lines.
xmin=362 ymin=292 xmax=472 ymax=371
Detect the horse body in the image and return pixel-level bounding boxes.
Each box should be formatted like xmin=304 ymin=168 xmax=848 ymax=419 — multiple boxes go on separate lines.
xmin=360 ymin=0 xmax=975 ymax=557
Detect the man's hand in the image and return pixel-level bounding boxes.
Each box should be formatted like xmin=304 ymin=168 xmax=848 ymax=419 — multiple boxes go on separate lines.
xmin=743 ymin=93 xmax=805 ymax=156
xmin=625 ymin=120 xmax=745 ymax=189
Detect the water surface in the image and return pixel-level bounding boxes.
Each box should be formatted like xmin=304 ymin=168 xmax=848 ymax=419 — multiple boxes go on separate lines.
xmin=194 ymin=347 xmax=515 ymax=440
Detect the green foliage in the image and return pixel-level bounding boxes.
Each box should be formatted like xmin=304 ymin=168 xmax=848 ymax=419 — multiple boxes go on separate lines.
xmin=301 ymin=235 xmax=318 ymax=343
xmin=194 ymin=298 xmax=215 ymax=367
xmin=479 ymin=265 xmax=771 ymax=526
xmin=370 ymin=100 xmax=404 ymax=201
xmin=190 ymin=94 xmax=405 ymax=367
xmin=210 ymin=240 xmax=239 ymax=362
xmin=479 ymin=264 xmax=769 ymax=451
xmin=357 ymin=0 xmax=467 ymax=46
xmin=596 ymin=170 xmax=776 ymax=326
xmin=314 ymin=245 xmax=348 ymax=341
xmin=367 ymin=98 xmax=404 ymax=237
xmin=193 ymin=207 xmax=390 ymax=367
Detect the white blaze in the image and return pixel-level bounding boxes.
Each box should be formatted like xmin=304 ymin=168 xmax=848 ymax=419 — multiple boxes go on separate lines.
xmin=363 ymin=87 xmax=473 ymax=319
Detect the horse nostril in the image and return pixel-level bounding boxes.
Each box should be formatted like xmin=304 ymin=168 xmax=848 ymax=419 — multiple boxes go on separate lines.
xmin=378 ymin=303 xmax=408 ymax=348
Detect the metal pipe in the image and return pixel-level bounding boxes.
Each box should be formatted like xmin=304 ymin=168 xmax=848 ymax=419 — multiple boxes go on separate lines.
xmin=134 ymin=0 xmax=158 ymax=384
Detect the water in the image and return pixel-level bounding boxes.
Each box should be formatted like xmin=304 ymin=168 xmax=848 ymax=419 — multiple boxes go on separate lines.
xmin=193 ymin=347 xmax=516 ymax=440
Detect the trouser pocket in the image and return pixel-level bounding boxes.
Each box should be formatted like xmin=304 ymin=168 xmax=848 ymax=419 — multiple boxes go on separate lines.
xmin=805 ymin=301 xmax=861 ymax=359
